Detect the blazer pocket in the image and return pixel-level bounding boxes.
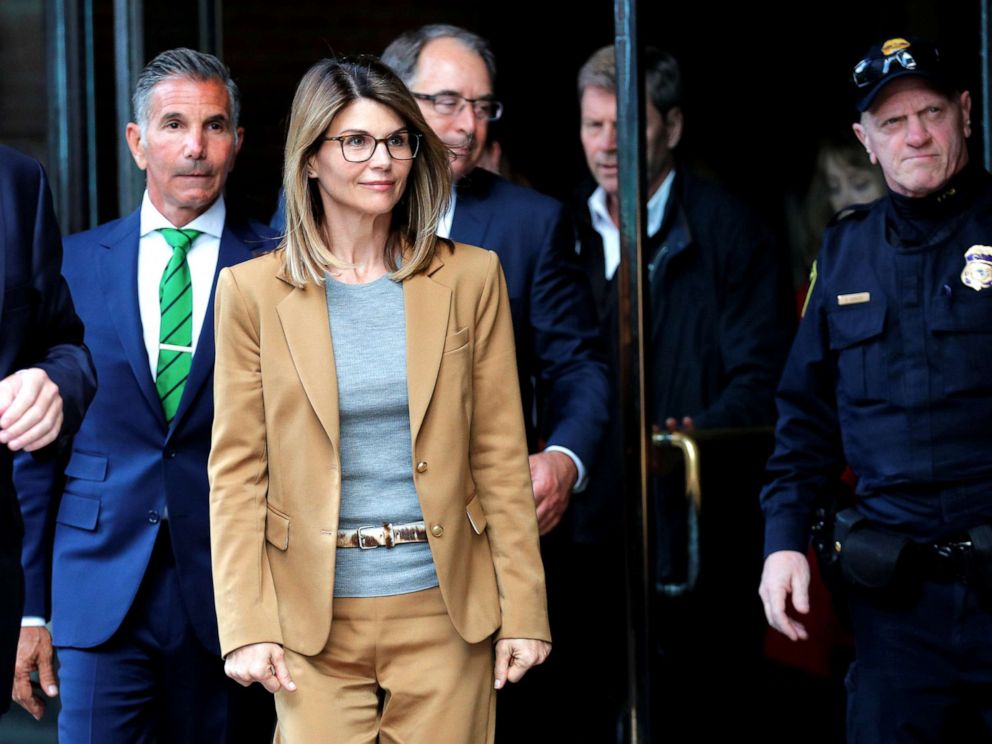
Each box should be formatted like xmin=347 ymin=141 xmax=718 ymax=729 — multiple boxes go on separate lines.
xmin=443 ymin=327 xmax=470 ymax=353
xmin=56 ymin=493 xmax=100 ymax=531
xmin=466 ymin=494 xmax=487 ymax=535
xmin=64 ymin=451 xmax=109 ymax=482
xmin=265 ymin=504 xmax=290 ymax=551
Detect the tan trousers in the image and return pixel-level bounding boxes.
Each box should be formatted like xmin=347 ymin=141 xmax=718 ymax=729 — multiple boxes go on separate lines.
xmin=274 ymin=587 xmax=495 ymax=744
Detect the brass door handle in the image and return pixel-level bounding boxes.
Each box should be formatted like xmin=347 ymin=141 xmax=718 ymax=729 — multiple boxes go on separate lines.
xmin=651 ymin=431 xmax=701 ymax=596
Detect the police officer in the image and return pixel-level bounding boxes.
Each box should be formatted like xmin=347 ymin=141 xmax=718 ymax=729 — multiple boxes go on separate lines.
xmin=759 ymin=36 xmax=992 ymax=742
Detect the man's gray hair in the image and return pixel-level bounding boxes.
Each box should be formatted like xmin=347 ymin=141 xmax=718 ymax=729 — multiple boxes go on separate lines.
xmin=381 ymin=24 xmax=497 ymax=88
xmin=577 ymin=45 xmax=682 ymax=115
xmin=132 ymin=47 xmax=241 ymax=136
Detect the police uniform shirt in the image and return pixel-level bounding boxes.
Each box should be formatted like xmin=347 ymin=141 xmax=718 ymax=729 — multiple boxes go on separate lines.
xmin=762 ymin=163 xmax=992 ymax=555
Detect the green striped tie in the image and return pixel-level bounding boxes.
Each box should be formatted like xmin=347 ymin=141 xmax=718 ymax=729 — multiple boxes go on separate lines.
xmin=156 ymin=228 xmax=200 ymax=424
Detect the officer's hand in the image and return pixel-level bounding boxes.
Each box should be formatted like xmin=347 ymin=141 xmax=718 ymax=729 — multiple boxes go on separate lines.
xmin=758 ymin=550 xmax=811 ymax=642
xmin=224 ymin=642 xmax=296 ymax=694
xmin=12 ymin=626 xmax=59 ymax=720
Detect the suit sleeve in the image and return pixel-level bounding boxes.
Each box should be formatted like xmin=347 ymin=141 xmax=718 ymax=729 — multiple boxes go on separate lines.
xmin=15 ymin=453 xmax=62 ymax=619
xmin=21 ymin=158 xmax=96 ymax=446
xmin=530 ymin=204 xmax=610 ymax=469
xmin=208 ymin=268 xmax=282 ymax=656
xmin=690 ymin=216 xmax=793 ymax=430
xmin=14 ymin=158 xmax=96 ymax=621
xmin=471 ymin=251 xmax=551 ymax=641
xmin=760 ymin=261 xmax=845 ymax=555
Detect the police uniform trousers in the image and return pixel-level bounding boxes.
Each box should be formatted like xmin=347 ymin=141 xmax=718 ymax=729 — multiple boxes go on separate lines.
xmin=57 ymin=526 xmax=275 ymax=744
xmin=274 ymin=586 xmax=496 ymax=744
xmin=846 ymin=579 xmax=992 ymax=743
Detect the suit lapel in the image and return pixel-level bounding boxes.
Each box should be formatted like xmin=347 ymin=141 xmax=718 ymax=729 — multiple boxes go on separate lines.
xmin=98 ymin=211 xmax=166 ymax=427
xmin=405 ymin=256 xmax=451 ymax=444
xmin=450 ymin=172 xmax=493 ymax=248
xmin=276 ymin=280 xmax=340 ymax=450
xmin=168 ymin=221 xmax=254 ymax=436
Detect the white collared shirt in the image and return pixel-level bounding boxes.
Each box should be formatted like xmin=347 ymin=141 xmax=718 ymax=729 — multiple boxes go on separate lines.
xmin=587 ymin=169 xmax=675 ymax=280
xmin=137 ymin=191 xmax=223 ymax=375
xmin=437 ymin=187 xmax=457 ymax=239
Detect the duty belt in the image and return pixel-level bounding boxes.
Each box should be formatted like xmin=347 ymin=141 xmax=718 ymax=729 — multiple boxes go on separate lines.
xmin=336 ymin=521 xmax=429 ymax=549
xmin=915 ymin=536 xmax=974 ymax=583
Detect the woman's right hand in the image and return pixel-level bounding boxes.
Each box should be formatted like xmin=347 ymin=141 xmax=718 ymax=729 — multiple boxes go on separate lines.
xmin=224 ymin=642 xmax=297 ymax=693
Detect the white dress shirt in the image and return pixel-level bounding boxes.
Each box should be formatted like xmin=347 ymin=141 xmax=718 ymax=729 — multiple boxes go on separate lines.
xmin=587 ymin=168 xmax=675 ymax=280
xmin=436 ymin=187 xmax=457 ymax=240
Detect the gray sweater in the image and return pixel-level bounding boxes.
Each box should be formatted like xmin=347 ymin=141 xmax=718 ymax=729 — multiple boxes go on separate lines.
xmin=325 ymin=273 xmax=438 ymax=597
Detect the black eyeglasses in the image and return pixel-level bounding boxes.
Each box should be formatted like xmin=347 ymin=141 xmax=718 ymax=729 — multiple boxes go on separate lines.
xmin=852 ymin=45 xmax=941 ymax=89
xmin=412 ymin=93 xmax=503 ymax=121
xmin=321 ymin=131 xmax=421 ymax=162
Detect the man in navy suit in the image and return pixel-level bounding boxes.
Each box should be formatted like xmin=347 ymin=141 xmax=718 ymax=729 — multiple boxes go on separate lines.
xmin=381 ymin=23 xmax=610 ymax=741
xmin=0 ymin=146 xmax=96 ymax=718
xmin=12 ymin=49 xmax=277 ymax=742
xmin=378 ymin=26 xmax=606 ymax=535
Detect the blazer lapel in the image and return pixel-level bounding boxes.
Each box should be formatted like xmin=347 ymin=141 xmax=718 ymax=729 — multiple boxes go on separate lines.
xmin=276 ymin=280 xmax=340 ymax=450
xmin=98 ymin=211 xmax=166 ymax=427
xmin=167 ymin=222 xmax=255 ymax=436
xmin=405 ymin=255 xmax=451 ymax=444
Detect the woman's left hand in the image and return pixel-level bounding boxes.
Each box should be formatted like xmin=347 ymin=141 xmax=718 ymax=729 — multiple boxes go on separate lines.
xmin=493 ymin=638 xmax=551 ymax=689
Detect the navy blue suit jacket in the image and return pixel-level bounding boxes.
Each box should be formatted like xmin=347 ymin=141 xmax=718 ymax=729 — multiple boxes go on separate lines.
xmin=0 ymin=146 xmax=95 ymax=711
xmin=448 ymin=169 xmax=608 ymax=466
xmin=272 ymin=170 xmax=608 ymax=467
xmin=16 ymin=208 xmax=277 ymax=654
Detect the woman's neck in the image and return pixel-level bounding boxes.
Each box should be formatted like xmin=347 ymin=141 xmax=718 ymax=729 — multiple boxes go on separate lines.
xmin=323 ymin=212 xmax=392 ymax=284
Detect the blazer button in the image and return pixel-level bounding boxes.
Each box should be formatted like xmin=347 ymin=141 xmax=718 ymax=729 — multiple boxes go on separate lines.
xmin=147 ymin=510 xmax=160 ymax=524
xmin=416 ymin=461 xmax=428 ymax=473
xmin=431 ymin=523 xmax=444 ymax=538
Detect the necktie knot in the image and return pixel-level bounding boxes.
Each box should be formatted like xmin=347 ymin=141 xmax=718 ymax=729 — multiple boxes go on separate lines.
xmin=157 ymin=228 xmax=202 ymax=257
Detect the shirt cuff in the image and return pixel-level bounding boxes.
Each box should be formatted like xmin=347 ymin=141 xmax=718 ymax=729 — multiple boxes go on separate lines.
xmin=544 ymin=445 xmax=588 ymax=493
xmin=21 ymin=616 xmax=47 ymax=628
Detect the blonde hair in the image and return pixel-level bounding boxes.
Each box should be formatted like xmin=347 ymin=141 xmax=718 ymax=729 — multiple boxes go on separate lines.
xmin=281 ymin=55 xmax=452 ymax=285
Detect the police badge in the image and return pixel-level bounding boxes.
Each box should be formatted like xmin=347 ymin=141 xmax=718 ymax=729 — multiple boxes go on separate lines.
xmin=961 ymin=245 xmax=992 ymax=291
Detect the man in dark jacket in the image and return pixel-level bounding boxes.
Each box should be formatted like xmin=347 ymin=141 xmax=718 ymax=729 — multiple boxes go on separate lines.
xmin=572 ymin=45 xmax=793 ymax=738
xmin=0 ymin=146 xmax=95 ymax=718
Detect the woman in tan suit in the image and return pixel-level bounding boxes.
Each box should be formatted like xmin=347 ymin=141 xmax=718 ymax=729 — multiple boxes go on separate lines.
xmin=207 ymin=56 xmax=550 ymax=743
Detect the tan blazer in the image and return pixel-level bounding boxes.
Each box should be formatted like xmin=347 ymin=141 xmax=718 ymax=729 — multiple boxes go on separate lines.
xmin=208 ymin=242 xmax=550 ymax=658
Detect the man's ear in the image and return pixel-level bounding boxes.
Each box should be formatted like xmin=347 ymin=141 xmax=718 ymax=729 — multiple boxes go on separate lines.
xmin=960 ymin=90 xmax=973 ymax=138
xmin=664 ymin=106 xmax=684 ymax=150
xmin=125 ymin=123 xmax=148 ymax=171
xmin=852 ymin=121 xmax=877 ymax=165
